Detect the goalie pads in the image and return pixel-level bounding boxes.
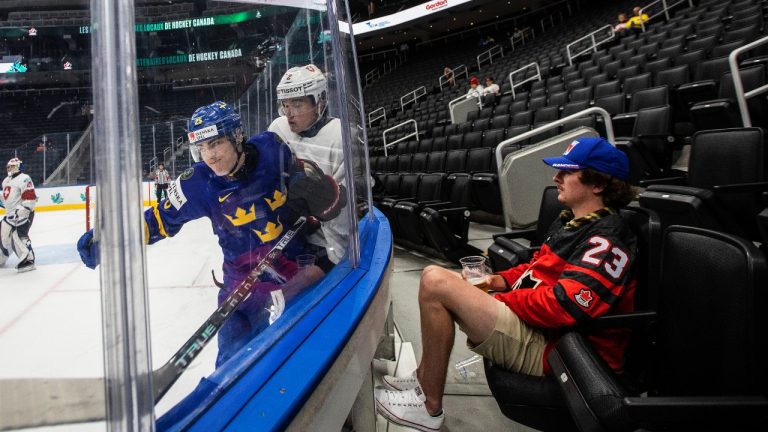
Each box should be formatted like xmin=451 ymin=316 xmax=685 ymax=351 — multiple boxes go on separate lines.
xmin=287 ymin=158 xmax=347 ymax=222
xmin=4 ymin=206 xmax=31 ymax=226
xmin=0 ymin=217 xmax=34 ymax=263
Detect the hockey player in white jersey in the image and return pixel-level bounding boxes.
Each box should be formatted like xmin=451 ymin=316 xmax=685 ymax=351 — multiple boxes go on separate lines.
xmin=0 ymin=158 xmax=37 ymax=272
xmin=268 ymin=64 xmax=348 ymax=271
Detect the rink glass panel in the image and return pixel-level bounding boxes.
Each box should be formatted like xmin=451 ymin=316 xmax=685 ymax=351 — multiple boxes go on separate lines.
xmin=0 ymin=0 xmax=368 ymax=429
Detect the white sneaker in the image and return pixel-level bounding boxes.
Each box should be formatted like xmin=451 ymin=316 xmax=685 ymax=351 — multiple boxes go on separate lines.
xmin=375 ymin=386 xmax=444 ymax=432
xmin=382 ymin=371 xmax=420 ymax=391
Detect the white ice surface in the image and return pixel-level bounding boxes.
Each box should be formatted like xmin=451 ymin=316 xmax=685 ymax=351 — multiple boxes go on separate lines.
xmin=0 ymin=210 xmax=224 ymax=429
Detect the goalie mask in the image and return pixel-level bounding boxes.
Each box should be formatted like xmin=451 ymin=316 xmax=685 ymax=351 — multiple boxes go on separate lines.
xmin=7 ymin=158 xmax=22 ymax=176
xmin=276 ymin=64 xmax=328 ymax=121
xmin=187 ymin=101 xmax=243 ymax=165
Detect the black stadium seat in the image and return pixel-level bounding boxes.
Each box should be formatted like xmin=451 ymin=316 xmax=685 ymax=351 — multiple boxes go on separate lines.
xmin=549 ymin=226 xmax=768 ymax=432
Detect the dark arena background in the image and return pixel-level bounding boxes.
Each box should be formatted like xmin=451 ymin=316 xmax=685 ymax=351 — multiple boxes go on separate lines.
xmin=0 ymin=0 xmax=767 ymax=431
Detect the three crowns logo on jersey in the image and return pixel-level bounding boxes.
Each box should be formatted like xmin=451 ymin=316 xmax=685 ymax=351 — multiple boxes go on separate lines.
xmin=222 ymin=189 xmax=287 ymax=243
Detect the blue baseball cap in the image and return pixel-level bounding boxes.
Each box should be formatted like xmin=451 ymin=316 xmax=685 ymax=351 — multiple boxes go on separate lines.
xmin=542 ymin=137 xmax=629 ymax=180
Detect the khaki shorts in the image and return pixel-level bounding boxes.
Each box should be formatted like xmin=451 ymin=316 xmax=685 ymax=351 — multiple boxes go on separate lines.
xmin=468 ymin=301 xmax=546 ymax=376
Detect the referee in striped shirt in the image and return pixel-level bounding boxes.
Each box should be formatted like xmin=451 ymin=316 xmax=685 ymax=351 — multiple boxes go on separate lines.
xmin=154 ymin=163 xmax=171 ymax=202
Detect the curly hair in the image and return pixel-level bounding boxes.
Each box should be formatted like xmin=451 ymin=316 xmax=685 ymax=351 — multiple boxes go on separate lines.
xmin=579 ymin=168 xmax=636 ymax=208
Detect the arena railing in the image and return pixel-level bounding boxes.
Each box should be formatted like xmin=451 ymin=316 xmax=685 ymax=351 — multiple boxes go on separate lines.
xmin=507 ymin=62 xmax=541 ymax=100
xmin=368 ymin=106 xmax=386 ymax=126
xmin=400 ymin=86 xmax=427 ymax=111
xmin=477 ymin=45 xmax=504 ymax=71
xmin=365 ymin=69 xmax=380 ymax=86
xmin=382 ymin=119 xmax=418 ymax=157
xmin=730 ymin=35 xmax=768 ymax=127
xmin=494 ymin=106 xmax=615 ymax=175
xmin=509 ymin=27 xmax=535 ymax=51
xmin=639 ymin=0 xmax=694 ymax=32
xmin=439 ymin=64 xmax=467 ymax=90
xmin=566 ymin=25 xmax=615 ymax=66
xmin=448 ymin=93 xmax=482 ymax=124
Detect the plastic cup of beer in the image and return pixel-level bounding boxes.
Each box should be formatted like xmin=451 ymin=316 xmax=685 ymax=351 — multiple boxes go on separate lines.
xmin=460 ymin=256 xmax=491 ymax=292
xmin=296 ymin=254 xmax=316 ymax=269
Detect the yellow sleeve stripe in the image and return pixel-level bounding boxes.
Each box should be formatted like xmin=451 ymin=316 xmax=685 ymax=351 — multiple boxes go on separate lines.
xmin=143 ymin=221 xmax=150 ymax=245
xmin=153 ymin=205 xmax=169 ymax=238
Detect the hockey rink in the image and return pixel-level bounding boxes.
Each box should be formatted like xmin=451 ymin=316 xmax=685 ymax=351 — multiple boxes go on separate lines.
xmin=0 ymin=209 xmax=225 ymax=430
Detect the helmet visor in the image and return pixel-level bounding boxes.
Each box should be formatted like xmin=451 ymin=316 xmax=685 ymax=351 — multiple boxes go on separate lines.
xmin=277 ymin=98 xmax=317 ymax=117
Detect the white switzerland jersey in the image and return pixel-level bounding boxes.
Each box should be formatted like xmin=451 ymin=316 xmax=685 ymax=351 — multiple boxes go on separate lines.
xmin=2 ymin=173 xmax=37 ymax=212
xmin=269 ymin=116 xmax=348 ymax=263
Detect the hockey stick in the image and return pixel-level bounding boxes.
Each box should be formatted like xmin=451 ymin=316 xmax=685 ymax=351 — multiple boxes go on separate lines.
xmin=152 ymin=216 xmax=307 ymax=403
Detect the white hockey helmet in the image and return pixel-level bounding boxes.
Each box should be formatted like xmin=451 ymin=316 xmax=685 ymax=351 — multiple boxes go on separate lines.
xmin=7 ymin=158 xmax=22 ymax=175
xmin=276 ymin=64 xmax=328 ymax=114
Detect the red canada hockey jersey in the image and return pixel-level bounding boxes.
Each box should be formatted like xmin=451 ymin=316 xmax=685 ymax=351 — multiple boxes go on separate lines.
xmin=496 ymin=208 xmax=637 ymax=374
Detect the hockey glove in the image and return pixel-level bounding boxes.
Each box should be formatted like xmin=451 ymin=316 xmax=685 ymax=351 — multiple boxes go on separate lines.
xmin=77 ymin=229 xmax=100 ymax=269
xmin=287 ymin=159 xmax=347 ymax=222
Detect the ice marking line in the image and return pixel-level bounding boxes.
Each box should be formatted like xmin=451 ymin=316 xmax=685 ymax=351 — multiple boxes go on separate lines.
xmin=0 ymin=263 xmax=81 ymax=336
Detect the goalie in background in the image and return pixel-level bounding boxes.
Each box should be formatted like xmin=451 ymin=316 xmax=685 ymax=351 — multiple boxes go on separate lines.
xmin=77 ymin=101 xmax=347 ymax=368
xmin=1 ymin=158 xmax=37 ymax=272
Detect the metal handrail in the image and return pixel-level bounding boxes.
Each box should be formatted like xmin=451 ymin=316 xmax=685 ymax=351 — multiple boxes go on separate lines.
xmin=477 ymin=45 xmax=503 ymax=70
xmin=439 ymin=64 xmax=468 ymax=90
xmin=639 ymin=0 xmax=693 ymax=32
xmin=509 ymin=27 xmax=535 ymax=51
xmin=382 ymin=119 xmax=419 ymax=156
xmin=448 ymin=94 xmax=482 ymax=124
xmin=729 ymin=35 xmax=768 ymax=127
xmin=507 ymin=62 xmax=541 ymax=100
xmin=495 ymin=107 xmax=615 ymax=174
xmin=365 ymin=69 xmax=380 ymax=86
xmin=566 ymin=25 xmax=615 ymax=65
xmin=400 ymin=86 xmax=426 ymax=111
xmin=368 ymin=106 xmax=386 ymax=126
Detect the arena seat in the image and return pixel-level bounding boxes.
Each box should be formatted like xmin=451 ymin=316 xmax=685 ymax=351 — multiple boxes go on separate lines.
xmin=410 ymin=152 xmax=428 ymax=173
xmin=483 ymin=129 xmax=506 ymax=148
xmin=486 ymin=186 xmax=564 ymax=271
xmin=549 ymin=225 xmax=768 ymax=432
xmin=393 ymin=173 xmax=446 ymax=245
xmin=618 ymin=105 xmax=675 ymax=184
xmin=690 ymin=64 xmax=767 ymax=130
xmin=419 ymin=175 xmax=482 ymax=263
xmin=426 ymin=151 xmax=446 ymax=173
xmin=639 ymin=127 xmax=768 ymax=241
xmin=486 ymin=206 xmax=660 ymax=432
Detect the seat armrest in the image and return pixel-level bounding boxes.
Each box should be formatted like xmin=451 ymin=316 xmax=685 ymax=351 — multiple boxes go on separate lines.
xmin=548 ymin=332 xmax=633 ymax=432
xmin=433 ymin=206 xmax=469 ymax=216
xmin=492 ymin=228 xmax=536 ymax=241
xmin=638 ymin=176 xmax=687 ymax=187
xmin=623 ymin=395 xmax=768 ymax=424
xmin=712 ymin=181 xmax=768 ymax=193
xmin=422 ymin=201 xmax=453 ymax=210
xmin=585 ymin=310 xmax=658 ymax=330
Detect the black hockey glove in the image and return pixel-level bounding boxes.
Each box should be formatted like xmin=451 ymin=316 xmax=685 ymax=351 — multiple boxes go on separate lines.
xmin=286 ymin=159 xmax=347 ymax=222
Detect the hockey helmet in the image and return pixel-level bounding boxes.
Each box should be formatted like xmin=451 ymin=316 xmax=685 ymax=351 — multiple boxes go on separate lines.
xmin=276 ymin=64 xmax=327 ymax=116
xmin=7 ymin=157 xmax=22 ymax=175
xmin=187 ymin=101 xmax=242 ymax=162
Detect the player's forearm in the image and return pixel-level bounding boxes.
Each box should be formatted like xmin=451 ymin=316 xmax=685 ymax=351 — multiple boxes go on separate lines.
xmin=280 ymin=266 xmax=324 ymax=302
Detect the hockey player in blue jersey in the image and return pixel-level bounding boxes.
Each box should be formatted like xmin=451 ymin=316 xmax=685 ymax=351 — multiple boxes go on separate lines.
xmin=77 ymin=101 xmax=346 ymax=367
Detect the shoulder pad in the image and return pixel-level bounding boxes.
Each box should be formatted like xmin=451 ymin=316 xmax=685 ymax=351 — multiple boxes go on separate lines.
xmin=180 ymin=167 xmax=195 ymax=181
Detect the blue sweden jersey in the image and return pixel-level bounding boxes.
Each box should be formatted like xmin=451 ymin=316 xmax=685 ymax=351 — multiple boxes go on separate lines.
xmin=143 ymin=132 xmax=304 ymax=293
